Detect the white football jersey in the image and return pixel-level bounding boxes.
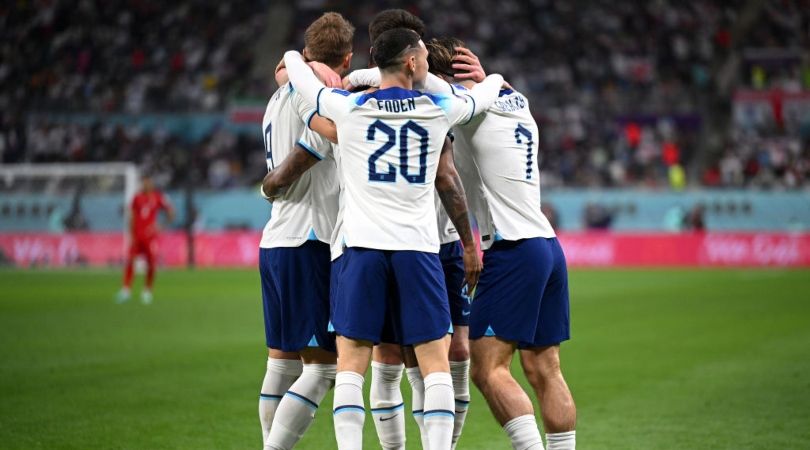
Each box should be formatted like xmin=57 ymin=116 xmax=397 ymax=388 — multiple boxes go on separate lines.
xmin=435 ymin=192 xmax=460 ymax=245
xmin=451 ymin=131 xmax=495 ymax=244
xmin=329 ymin=143 xmax=346 ymax=261
xmin=453 ymin=86 xmax=555 ymax=250
xmin=435 ymin=133 xmax=460 ymax=245
xmin=330 ymin=137 xmax=454 ymax=260
xmin=330 ymin=192 xmax=346 ymax=261
xmin=330 ymin=136 xmax=469 ymax=257
xmin=317 ymin=86 xmax=481 ymax=252
xmin=259 ymin=83 xmax=339 ymax=249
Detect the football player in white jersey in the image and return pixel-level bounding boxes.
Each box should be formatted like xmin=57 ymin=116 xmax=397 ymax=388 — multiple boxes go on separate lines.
xmin=283 ymin=28 xmax=504 ymax=450
xmin=342 ymin=29 xmax=488 ymax=450
xmin=427 ymin=38 xmax=577 ymax=450
xmin=256 ymin=13 xmax=353 ymax=450
xmin=272 ymin=10 xmax=466 ymax=449
xmin=359 ymin=12 xmax=432 ymax=450
xmin=270 ymin=10 xmax=455 ymax=449
xmin=346 ymin=10 xmax=483 ymax=450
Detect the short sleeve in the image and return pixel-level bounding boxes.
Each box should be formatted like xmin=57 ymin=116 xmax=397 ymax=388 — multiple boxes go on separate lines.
xmin=297 ymin=127 xmax=334 ymax=161
xmin=441 ymin=93 xmax=476 ymax=127
xmin=316 ymin=88 xmax=354 ymax=123
xmin=291 ymin=88 xmax=316 ymax=124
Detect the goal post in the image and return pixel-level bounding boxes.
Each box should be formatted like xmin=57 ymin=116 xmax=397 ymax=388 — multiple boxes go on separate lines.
xmin=0 ymin=162 xmax=139 ymax=242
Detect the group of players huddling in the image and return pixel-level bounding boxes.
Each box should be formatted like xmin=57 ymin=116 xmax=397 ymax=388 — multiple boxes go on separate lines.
xmin=257 ymin=9 xmax=576 ymax=450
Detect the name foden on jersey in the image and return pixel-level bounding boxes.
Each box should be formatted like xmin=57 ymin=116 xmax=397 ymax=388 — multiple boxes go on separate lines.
xmin=376 ymin=97 xmax=416 ymax=113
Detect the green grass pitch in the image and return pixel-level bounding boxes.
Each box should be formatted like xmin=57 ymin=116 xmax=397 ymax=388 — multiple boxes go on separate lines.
xmin=1 ymin=268 xmax=809 ymax=449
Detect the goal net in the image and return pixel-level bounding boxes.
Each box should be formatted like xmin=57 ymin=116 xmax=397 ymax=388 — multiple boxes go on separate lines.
xmin=0 ymin=163 xmax=138 ymax=267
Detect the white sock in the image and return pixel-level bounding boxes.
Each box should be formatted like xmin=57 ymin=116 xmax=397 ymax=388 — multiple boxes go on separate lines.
xmin=449 ymin=360 xmax=470 ymax=449
xmin=333 ymin=371 xmax=366 ymax=450
xmin=546 ymin=431 xmax=576 ymax=450
xmin=406 ymin=367 xmax=430 ymax=450
xmin=264 ymin=364 xmax=336 ymax=450
xmin=504 ymin=415 xmax=544 ymax=450
xmin=423 ymin=372 xmax=455 ymax=450
xmin=370 ymin=362 xmax=406 ymax=450
xmin=259 ymin=358 xmax=303 ymax=443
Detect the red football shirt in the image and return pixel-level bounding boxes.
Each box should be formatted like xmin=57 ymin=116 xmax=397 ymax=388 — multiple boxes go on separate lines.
xmin=131 ymin=191 xmax=170 ymax=240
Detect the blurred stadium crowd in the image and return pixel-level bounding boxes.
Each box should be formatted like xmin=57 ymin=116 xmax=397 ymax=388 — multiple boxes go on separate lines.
xmin=1 ymin=0 xmax=809 ymax=190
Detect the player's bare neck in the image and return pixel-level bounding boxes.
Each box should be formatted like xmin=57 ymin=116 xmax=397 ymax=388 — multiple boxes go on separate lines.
xmin=379 ymin=71 xmax=413 ymax=91
xmin=329 ymin=64 xmax=346 ymax=77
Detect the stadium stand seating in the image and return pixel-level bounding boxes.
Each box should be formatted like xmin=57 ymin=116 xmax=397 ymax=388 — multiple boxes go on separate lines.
xmin=1 ymin=0 xmax=807 ymax=233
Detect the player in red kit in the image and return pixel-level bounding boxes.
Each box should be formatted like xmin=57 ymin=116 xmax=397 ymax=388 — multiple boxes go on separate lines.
xmin=116 ymin=175 xmax=175 ymax=304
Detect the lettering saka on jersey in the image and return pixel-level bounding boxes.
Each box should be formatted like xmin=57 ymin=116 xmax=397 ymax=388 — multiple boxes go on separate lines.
xmin=492 ymin=92 xmax=526 ymax=112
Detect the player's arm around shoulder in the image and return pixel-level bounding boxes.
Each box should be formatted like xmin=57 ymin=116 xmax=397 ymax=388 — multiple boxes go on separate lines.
xmin=275 ymin=57 xmax=342 ymax=89
xmin=260 ymin=144 xmax=322 ymax=202
xmin=463 ymin=73 xmax=504 ymax=118
xmin=285 ymin=50 xmax=355 ymax=125
xmin=342 ymin=67 xmax=381 ymax=91
xmin=308 ymin=114 xmax=337 ymax=144
xmin=436 ymin=72 xmax=504 ymax=128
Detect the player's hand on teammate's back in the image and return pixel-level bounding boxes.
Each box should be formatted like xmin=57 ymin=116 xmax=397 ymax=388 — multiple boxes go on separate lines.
xmin=452 ymin=47 xmax=487 ymax=83
xmin=462 ymin=244 xmax=483 ymax=291
xmin=308 ymin=61 xmax=342 ymax=88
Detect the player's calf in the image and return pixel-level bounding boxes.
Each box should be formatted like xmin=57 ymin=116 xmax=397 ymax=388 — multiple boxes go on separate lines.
xmin=370 ymin=360 xmax=406 ymax=450
xmin=370 ymin=344 xmax=406 ymax=450
xmin=333 ymin=336 xmax=373 ymax=450
xmin=259 ymin=352 xmax=302 ymax=444
xmin=520 ymin=346 xmax=576 ymax=449
xmin=414 ymin=336 xmax=454 ymax=450
xmin=265 ymin=348 xmax=336 ymax=450
xmin=448 ymin=326 xmax=470 ymax=449
xmin=471 ymin=337 xmax=544 ymax=450
xmin=400 ymin=346 xmax=431 ymax=450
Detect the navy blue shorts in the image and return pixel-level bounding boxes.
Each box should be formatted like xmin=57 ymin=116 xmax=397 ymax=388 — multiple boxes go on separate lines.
xmin=439 ymin=241 xmax=470 ymax=327
xmin=260 ymin=241 xmax=335 ymax=353
xmin=329 ymin=255 xmax=342 ymax=325
xmin=470 ymin=237 xmax=570 ymax=348
xmin=332 ymin=247 xmax=450 ymax=346
xmin=331 ymin=255 xmax=400 ymax=344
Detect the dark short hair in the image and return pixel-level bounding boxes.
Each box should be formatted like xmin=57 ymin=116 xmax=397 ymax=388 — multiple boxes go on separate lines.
xmin=372 ymin=28 xmax=422 ymax=72
xmin=304 ymin=12 xmax=355 ymax=67
xmin=369 ymin=9 xmax=425 ymax=43
xmin=426 ymin=37 xmax=466 ymax=78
